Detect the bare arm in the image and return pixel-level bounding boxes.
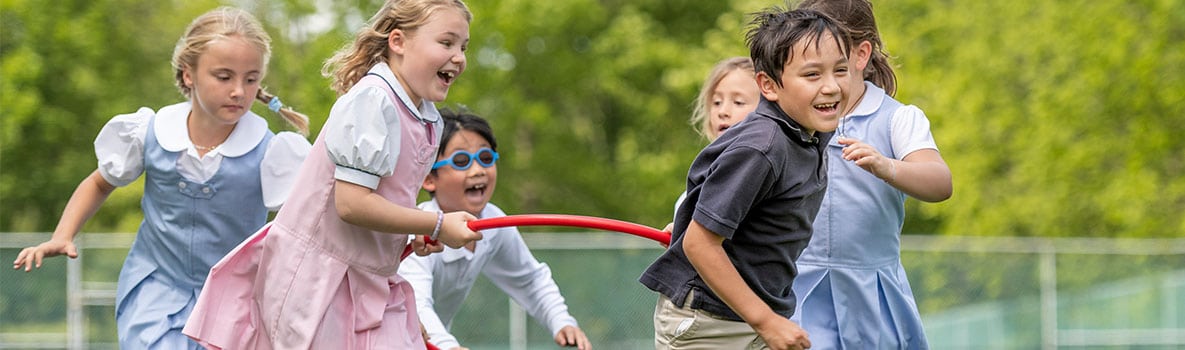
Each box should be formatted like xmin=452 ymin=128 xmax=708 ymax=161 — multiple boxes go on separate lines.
xmin=682 ymin=220 xmax=810 ymax=350
xmin=838 ymin=138 xmax=952 ymax=202
xmin=13 ymin=170 xmax=116 ymax=271
xmin=333 ymin=180 xmax=480 ymax=248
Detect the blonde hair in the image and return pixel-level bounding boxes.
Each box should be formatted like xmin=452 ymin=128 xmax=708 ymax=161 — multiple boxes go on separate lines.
xmin=171 ymin=7 xmax=309 ymax=135
xmin=690 ymin=57 xmax=754 ymax=141
xmin=322 ymin=0 xmax=472 ymax=95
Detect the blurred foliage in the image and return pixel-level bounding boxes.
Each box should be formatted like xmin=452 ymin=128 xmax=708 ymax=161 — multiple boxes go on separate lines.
xmin=4 ymin=1 xmax=1184 ymax=345
xmin=3 ymin=0 xmax=1184 ymax=238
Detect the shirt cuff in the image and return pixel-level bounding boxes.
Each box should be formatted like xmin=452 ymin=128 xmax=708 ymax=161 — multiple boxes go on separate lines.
xmin=334 ymin=165 xmax=381 ymax=190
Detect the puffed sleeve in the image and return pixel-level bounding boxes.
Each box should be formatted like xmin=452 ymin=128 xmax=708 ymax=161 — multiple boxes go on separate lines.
xmin=260 ymin=132 xmax=312 ymax=211
xmin=94 ymin=107 xmax=153 ymax=187
xmin=323 ymin=86 xmax=402 ymax=189
xmin=889 ymin=105 xmax=939 ymax=159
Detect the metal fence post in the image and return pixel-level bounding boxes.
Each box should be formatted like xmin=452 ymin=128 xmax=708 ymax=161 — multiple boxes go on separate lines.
xmin=67 ymin=253 xmax=84 ymax=350
xmin=1039 ymin=248 xmax=1057 ymax=350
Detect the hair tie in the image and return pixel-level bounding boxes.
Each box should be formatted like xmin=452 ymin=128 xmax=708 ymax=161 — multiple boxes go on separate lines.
xmin=268 ymin=97 xmax=283 ymax=112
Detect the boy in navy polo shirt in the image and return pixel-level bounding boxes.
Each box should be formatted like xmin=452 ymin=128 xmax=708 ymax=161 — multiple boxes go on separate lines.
xmin=640 ymin=8 xmax=853 ymax=350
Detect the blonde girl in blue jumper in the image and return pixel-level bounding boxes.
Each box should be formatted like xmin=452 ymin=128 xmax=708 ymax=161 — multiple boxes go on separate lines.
xmin=12 ymin=7 xmax=311 ymax=349
xmin=790 ymin=0 xmax=953 ymax=349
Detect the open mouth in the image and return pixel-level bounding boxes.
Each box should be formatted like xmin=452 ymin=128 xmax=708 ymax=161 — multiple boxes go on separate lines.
xmin=813 ymin=102 xmax=839 ymax=113
xmin=717 ymin=124 xmax=731 ymax=134
xmin=465 ymin=182 xmax=487 ymax=199
xmin=438 ymin=70 xmax=457 ymax=85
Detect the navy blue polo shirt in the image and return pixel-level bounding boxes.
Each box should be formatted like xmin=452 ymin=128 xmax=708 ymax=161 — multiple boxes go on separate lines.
xmin=639 ymin=96 xmax=831 ymax=322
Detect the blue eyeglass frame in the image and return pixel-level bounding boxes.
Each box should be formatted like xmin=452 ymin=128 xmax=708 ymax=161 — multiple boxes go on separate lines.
xmin=432 ymin=148 xmax=500 ymax=170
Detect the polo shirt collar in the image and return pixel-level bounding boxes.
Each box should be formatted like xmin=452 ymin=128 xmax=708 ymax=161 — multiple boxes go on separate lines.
xmin=753 ymin=97 xmax=821 ymax=145
xmin=153 ymin=102 xmax=268 ymax=157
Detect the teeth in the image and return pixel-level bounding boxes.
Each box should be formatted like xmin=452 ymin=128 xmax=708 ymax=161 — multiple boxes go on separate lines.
xmin=441 ymin=71 xmax=455 ymax=79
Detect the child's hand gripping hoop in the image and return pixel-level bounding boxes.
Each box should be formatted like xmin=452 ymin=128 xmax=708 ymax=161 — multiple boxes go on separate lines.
xmin=399 ymin=214 xmax=670 ymax=260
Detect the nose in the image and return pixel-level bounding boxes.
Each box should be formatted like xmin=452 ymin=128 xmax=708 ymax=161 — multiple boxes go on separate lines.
xmin=821 ymin=73 xmax=842 ymax=95
xmin=467 ymin=162 xmax=486 ymax=177
xmin=231 ymin=82 xmax=245 ymax=100
xmin=452 ymin=49 xmax=467 ymax=69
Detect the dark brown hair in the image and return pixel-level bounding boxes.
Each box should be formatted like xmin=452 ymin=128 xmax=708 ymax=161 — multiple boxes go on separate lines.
xmin=797 ymin=0 xmax=897 ymax=96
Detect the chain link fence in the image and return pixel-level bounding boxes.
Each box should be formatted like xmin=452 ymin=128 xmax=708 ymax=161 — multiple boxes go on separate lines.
xmin=3 ymin=232 xmax=1183 ymax=349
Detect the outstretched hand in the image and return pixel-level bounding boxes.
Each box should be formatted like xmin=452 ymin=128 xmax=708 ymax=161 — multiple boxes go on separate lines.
xmin=12 ymin=239 xmax=79 ymax=272
xmin=660 ymin=222 xmax=674 ymax=248
xmin=436 ymin=211 xmax=482 ymax=249
xmin=554 ymin=325 xmax=591 ymax=349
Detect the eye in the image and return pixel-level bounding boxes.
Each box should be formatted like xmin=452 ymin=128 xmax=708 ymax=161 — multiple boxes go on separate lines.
xmin=451 ymin=152 xmax=470 ymax=167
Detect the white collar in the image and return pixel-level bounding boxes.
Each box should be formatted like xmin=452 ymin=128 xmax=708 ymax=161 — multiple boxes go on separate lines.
xmin=368 ymin=63 xmax=440 ymax=124
xmin=153 ymin=102 xmax=268 ymax=157
xmin=848 ymin=81 xmax=886 ymax=118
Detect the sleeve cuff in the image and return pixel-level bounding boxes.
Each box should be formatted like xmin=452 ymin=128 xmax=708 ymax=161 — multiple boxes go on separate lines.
xmin=334 ymin=165 xmax=381 ymax=190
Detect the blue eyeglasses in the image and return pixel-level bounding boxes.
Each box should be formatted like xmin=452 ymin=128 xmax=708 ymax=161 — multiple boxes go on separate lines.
xmin=432 ymin=148 xmax=500 ymax=171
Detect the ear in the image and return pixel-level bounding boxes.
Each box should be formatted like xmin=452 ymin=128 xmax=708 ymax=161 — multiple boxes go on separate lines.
xmin=854 ymin=40 xmax=873 ymax=73
xmin=388 ymin=29 xmax=407 ymax=56
xmin=422 ymin=173 xmax=437 ymax=193
xmin=182 ymin=67 xmax=194 ymax=88
xmin=755 ymin=71 xmax=780 ymax=102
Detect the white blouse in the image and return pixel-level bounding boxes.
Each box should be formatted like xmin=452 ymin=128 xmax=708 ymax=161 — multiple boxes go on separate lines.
xmin=399 ymin=200 xmax=579 ymax=350
xmin=93 ymin=102 xmax=311 ymax=210
xmin=323 ymin=63 xmax=441 ymax=190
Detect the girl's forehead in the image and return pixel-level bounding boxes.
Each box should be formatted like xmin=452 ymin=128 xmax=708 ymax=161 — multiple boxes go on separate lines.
xmin=418 ymin=8 xmax=470 ymax=38
xmin=197 ymin=36 xmax=265 ymax=72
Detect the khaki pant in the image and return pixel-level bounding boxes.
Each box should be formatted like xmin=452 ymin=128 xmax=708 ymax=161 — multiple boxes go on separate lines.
xmin=653 ymin=290 xmax=768 ymax=350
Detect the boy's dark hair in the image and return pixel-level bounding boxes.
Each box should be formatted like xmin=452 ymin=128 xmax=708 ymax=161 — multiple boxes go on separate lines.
xmin=437 ymin=106 xmax=498 ymax=156
xmin=746 ymin=8 xmax=853 ymax=88
xmin=798 ymin=0 xmax=897 ymax=96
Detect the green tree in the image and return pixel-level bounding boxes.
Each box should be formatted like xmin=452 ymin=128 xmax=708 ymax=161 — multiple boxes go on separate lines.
xmin=879 ymin=0 xmax=1185 ymax=238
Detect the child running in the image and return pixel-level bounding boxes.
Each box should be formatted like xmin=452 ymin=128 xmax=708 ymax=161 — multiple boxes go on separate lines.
xmin=12 ymin=7 xmax=311 ymax=349
xmin=791 ymin=0 xmax=953 ymax=348
xmin=183 ymin=0 xmax=482 ymax=348
xmin=640 ymin=8 xmax=853 ymax=350
xmin=399 ymin=108 xmax=592 ymax=350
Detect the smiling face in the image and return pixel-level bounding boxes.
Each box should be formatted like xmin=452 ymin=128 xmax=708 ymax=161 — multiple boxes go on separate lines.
xmin=707 ymin=69 xmax=761 ymax=140
xmin=756 ymin=32 xmax=850 ymax=134
xmin=423 ymin=129 xmax=497 ymax=216
xmin=183 ymin=35 xmax=263 ymax=126
xmin=388 ymin=7 xmax=470 ymax=106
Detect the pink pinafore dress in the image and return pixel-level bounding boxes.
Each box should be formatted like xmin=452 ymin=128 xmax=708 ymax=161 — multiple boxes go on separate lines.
xmin=184 ymin=72 xmax=440 ymax=349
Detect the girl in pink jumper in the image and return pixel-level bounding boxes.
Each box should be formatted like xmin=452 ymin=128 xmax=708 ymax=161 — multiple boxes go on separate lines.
xmin=184 ymin=1 xmax=481 ymax=348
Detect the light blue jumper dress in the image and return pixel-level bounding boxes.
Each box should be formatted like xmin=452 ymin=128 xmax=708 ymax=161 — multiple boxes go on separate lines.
xmin=114 ymin=115 xmax=272 ymax=349
xmin=792 ymin=93 xmax=930 ymax=349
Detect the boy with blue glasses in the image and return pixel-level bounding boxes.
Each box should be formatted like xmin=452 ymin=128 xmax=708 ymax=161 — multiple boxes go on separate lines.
xmin=400 ymin=108 xmax=592 ymax=350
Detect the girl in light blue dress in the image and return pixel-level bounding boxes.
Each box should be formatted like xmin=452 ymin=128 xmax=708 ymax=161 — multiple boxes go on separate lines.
xmin=12 ymin=7 xmax=310 ymax=349
xmin=791 ymin=0 xmax=953 ymax=349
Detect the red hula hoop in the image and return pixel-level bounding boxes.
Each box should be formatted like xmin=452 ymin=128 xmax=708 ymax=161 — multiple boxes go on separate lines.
xmin=467 ymin=214 xmax=670 ymax=245
xmin=401 ymin=214 xmax=669 ymax=260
